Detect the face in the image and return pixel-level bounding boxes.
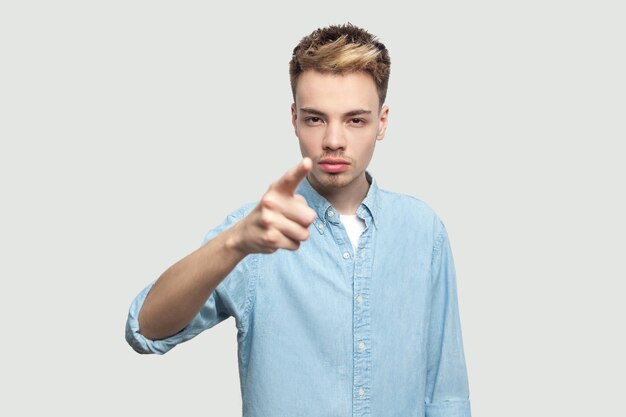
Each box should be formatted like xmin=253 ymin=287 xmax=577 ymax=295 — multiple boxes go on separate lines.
xmin=291 ymin=70 xmax=388 ymax=194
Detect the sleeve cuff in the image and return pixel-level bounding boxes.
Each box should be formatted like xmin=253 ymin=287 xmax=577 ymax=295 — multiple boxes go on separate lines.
xmin=425 ymin=399 xmax=472 ymax=417
xmin=124 ymin=282 xmax=195 ymax=355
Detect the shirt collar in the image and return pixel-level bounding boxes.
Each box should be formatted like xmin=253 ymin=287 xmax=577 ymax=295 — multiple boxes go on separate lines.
xmin=296 ymin=171 xmax=381 ymax=230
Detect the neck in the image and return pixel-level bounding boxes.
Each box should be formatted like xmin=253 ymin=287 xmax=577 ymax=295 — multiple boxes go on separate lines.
xmin=308 ymin=172 xmax=370 ymax=215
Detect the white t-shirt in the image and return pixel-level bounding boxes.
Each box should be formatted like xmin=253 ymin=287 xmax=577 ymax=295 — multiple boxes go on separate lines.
xmin=339 ymin=213 xmax=366 ymax=253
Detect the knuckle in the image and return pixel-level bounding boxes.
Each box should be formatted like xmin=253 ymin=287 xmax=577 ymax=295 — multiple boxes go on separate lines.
xmin=261 ymin=194 xmax=276 ymax=209
xmin=259 ymin=210 xmax=273 ymax=228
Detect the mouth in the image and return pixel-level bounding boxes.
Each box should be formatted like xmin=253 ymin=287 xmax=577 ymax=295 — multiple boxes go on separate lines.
xmin=318 ymin=158 xmax=350 ymax=173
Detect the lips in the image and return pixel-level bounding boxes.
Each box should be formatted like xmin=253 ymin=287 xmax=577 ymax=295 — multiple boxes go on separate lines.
xmin=318 ymin=158 xmax=350 ymax=173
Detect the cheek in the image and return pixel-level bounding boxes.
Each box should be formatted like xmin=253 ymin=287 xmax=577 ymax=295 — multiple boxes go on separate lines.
xmin=351 ymin=129 xmax=378 ymax=147
xmin=297 ymin=126 xmax=324 ymax=144
xmin=354 ymin=136 xmax=378 ymax=160
xmin=296 ymin=131 xmax=318 ymax=155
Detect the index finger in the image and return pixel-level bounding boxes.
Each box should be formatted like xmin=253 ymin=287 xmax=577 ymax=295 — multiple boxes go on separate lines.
xmin=273 ymin=157 xmax=312 ymax=195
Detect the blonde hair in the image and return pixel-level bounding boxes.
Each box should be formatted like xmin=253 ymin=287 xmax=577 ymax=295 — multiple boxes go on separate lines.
xmin=289 ymin=23 xmax=391 ymax=107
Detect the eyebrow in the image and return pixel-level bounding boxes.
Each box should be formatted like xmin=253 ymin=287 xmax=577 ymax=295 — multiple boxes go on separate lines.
xmin=300 ymin=107 xmax=372 ymax=117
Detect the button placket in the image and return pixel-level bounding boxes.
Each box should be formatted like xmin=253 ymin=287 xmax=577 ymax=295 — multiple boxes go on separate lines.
xmin=352 ymin=221 xmax=373 ymax=416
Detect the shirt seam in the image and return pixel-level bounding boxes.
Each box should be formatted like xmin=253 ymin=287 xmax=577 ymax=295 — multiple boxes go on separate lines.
xmin=431 ymin=221 xmax=447 ymax=278
xmin=232 ymin=202 xmax=259 ymax=336
xmin=239 ymin=253 xmax=259 ymax=335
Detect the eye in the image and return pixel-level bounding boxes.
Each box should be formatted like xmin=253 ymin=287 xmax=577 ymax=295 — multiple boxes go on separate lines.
xmin=349 ymin=118 xmax=366 ymax=126
xmin=304 ymin=117 xmax=323 ymax=125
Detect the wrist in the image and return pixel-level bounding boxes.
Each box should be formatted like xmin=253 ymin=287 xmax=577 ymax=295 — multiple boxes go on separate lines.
xmin=224 ymin=221 xmax=250 ymax=258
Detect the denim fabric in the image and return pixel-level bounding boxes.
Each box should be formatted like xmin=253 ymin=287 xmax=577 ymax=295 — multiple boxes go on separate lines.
xmin=126 ymin=172 xmax=471 ymax=417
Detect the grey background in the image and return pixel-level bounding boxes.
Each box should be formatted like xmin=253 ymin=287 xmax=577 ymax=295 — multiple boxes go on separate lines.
xmin=1 ymin=1 xmax=624 ymax=415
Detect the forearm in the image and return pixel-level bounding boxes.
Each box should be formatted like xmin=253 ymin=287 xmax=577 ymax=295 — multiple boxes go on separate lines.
xmin=135 ymin=159 xmax=315 ymax=342
xmin=138 ymin=224 xmax=247 ymax=340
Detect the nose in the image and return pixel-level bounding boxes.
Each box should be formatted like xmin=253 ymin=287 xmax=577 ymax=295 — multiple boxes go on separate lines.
xmin=322 ymin=122 xmax=346 ymax=151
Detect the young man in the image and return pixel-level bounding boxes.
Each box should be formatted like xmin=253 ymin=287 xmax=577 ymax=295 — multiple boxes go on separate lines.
xmin=126 ymin=23 xmax=471 ymax=417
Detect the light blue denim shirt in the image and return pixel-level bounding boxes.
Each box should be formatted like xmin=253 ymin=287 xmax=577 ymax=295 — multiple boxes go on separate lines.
xmin=126 ymin=172 xmax=471 ymax=417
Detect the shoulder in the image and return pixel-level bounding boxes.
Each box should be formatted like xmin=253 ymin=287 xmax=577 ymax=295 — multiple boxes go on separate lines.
xmin=378 ymin=187 xmax=442 ymax=221
xmin=228 ymin=200 xmax=258 ymax=219
xmin=200 ymin=201 xmax=258 ymax=246
xmin=376 ymin=186 xmax=447 ymax=238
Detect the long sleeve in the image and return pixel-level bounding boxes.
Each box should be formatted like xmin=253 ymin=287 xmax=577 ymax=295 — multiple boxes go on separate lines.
xmin=125 ymin=202 xmax=258 ymax=354
xmin=425 ymin=221 xmax=471 ymax=417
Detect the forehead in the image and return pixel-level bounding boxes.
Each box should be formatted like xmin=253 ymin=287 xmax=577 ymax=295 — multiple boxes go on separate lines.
xmin=294 ymin=70 xmax=379 ymax=112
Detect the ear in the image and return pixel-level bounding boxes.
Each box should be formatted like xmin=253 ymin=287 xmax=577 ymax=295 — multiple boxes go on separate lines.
xmin=376 ymin=105 xmax=389 ymax=141
xmin=291 ymin=103 xmax=298 ymax=130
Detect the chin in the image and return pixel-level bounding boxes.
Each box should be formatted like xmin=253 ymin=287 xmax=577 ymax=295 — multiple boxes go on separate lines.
xmin=311 ymin=169 xmax=356 ymax=189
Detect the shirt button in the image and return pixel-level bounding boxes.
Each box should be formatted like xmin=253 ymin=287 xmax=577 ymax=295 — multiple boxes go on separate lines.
xmin=342 ymin=251 xmax=350 ymax=259
xmin=327 ymin=210 xmax=334 ymax=217
xmin=356 ymin=295 xmax=363 ymax=304
xmin=318 ymin=223 xmax=324 ymax=230
xmin=358 ymin=388 xmax=365 ymax=397
xmin=358 ymin=341 xmax=365 ymax=351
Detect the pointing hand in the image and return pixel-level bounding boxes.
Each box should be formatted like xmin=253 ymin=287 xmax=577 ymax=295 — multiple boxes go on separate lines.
xmin=231 ymin=158 xmax=318 ymax=255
